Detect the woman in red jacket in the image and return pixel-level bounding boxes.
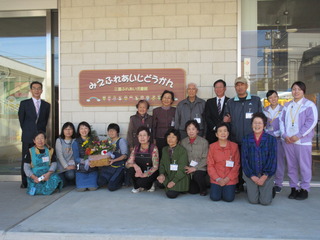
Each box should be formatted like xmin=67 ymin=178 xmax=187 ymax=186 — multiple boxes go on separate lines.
xmin=207 ymin=123 xmax=240 ymax=202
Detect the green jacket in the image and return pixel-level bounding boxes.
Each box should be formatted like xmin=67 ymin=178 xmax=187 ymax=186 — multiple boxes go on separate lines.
xmin=160 ymin=144 xmax=190 ymax=192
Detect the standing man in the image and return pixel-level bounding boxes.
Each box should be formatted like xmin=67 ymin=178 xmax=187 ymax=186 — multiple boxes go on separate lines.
xmin=224 ymin=77 xmax=262 ymax=192
xmin=18 ymin=81 xmax=50 ymax=188
xmin=204 ymin=79 xmax=229 ymax=144
xmin=175 ymin=83 xmax=206 ymax=140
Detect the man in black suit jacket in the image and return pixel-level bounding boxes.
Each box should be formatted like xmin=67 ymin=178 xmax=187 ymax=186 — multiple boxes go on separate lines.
xmin=18 ymin=81 xmax=50 ymax=188
xmin=204 ymin=79 xmax=229 ymax=144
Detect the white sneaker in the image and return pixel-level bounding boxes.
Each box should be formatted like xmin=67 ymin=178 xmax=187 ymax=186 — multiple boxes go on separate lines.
xmin=131 ymin=188 xmax=144 ymax=193
xmin=147 ymin=183 xmax=155 ymax=192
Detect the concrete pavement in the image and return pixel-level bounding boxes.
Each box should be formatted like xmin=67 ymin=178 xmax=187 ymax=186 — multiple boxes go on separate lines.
xmin=1 ymin=181 xmax=320 ymax=240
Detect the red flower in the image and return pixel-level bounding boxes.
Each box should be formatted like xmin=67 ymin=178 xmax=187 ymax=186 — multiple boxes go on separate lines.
xmin=85 ymin=148 xmax=91 ymax=155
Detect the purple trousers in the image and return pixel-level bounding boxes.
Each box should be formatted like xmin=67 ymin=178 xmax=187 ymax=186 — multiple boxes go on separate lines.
xmin=274 ymin=138 xmax=286 ymax=187
xmin=282 ymin=142 xmax=312 ymax=191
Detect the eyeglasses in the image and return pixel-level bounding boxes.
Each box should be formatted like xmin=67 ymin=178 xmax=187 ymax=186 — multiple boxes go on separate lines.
xmin=32 ymin=87 xmax=42 ymax=91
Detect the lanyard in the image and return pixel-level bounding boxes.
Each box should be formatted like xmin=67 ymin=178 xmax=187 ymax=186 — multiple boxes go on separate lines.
xmin=267 ymin=110 xmax=281 ymax=125
xmin=289 ymin=104 xmax=302 ymax=127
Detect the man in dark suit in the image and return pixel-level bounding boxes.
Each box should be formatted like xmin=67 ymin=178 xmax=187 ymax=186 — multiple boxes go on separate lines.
xmin=18 ymin=81 xmax=50 ymax=188
xmin=204 ymin=79 xmax=229 ymax=144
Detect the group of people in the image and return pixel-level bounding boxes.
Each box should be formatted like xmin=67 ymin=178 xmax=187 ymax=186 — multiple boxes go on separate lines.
xmin=18 ymin=78 xmax=318 ymax=205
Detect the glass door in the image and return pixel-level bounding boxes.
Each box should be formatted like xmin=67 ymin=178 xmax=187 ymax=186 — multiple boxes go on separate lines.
xmin=0 ymin=11 xmax=52 ymax=176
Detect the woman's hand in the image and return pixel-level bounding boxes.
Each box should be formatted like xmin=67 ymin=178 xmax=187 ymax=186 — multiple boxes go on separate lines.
xmin=66 ymin=165 xmax=76 ymax=170
xmin=157 ymin=174 xmax=165 ymax=184
xmin=251 ymin=176 xmax=260 ymax=185
xmin=31 ymin=175 xmax=40 ymax=184
xmin=285 ymin=136 xmax=293 ymax=144
xmin=185 ymin=166 xmax=196 ymax=174
xmin=256 ymin=175 xmax=268 ymax=186
xmin=167 ymin=181 xmax=175 ymax=189
xmin=133 ymin=164 xmax=143 ymax=177
xmin=43 ymin=172 xmax=52 ymax=181
xmin=289 ymin=136 xmax=299 ymax=143
xmin=223 ymin=114 xmax=231 ymax=123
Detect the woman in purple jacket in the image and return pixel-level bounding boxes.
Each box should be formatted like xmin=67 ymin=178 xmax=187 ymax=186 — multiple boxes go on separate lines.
xmin=280 ymin=81 xmax=318 ymax=200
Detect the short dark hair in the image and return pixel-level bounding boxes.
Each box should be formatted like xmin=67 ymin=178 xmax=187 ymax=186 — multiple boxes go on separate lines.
xmin=76 ymin=121 xmax=92 ymax=138
xmin=108 ymin=123 xmax=120 ymax=134
xmin=33 ymin=130 xmax=46 ymax=140
xmin=215 ymin=122 xmax=230 ymax=133
xmin=291 ymin=81 xmax=306 ymax=94
xmin=185 ymin=120 xmax=200 ymax=132
xmin=266 ymin=90 xmax=278 ymax=99
xmin=213 ymin=79 xmax=226 ymax=88
xmin=251 ymin=112 xmax=267 ymax=127
xmin=136 ymin=99 xmax=150 ymax=110
xmin=60 ymin=122 xmax=76 ymax=139
xmin=136 ymin=126 xmax=151 ymax=137
xmin=164 ymin=128 xmax=181 ymax=143
xmin=160 ymin=90 xmax=175 ymax=103
xmin=30 ymin=81 xmax=43 ymax=89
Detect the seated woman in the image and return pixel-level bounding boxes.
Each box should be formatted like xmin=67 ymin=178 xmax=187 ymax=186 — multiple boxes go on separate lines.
xmin=127 ymin=100 xmax=153 ymax=152
xmin=72 ymin=121 xmax=98 ymax=192
xmin=157 ymin=128 xmax=190 ymax=199
xmin=98 ymin=123 xmax=128 ymax=191
xmin=207 ymin=123 xmax=240 ymax=202
xmin=181 ymin=120 xmax=209 ymax=196
xmin=126 ymin=126 xmax=159 ymax=193
xmin=56 ymin=122 xmax=76 ymax=186
xmin=242 ymin=112 xmax=277 ymax=205
xmin=24 ymin=131 xmax=63 ymax=195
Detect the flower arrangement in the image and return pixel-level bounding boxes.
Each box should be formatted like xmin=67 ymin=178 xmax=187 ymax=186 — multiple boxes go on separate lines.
xmin=82 ymin=138 xmax=116 ymax=167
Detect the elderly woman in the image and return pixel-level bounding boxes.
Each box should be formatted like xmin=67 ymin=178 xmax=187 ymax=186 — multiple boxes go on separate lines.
xmin=152 ymin=90 xmax=176 ymax=159
xmin=280 ymin=81 xmax=318 ymax=200
xmin=181 ymin=120 xmax=208 ymax=196
xmin=126 ymin=126 xmax=159 ymax=193
xmin=127 ymin=99 xmax=153 ymax=152
xmin=157 ymin=128 xmax=190 ymax=199
xmin=56 ymin=122 xmax=76 ymax=186
xmin=207 ymin=123 xmax=240 ymax=202
xmin=98 ymin=123 xmax=128 ymax=191
xmin=242 ymin=112 xmax=277 ymax=205
xmin=24 ymin=131 xmax=63 ymax=195
xmin=72 ymin=121 xmax=98 ymax=192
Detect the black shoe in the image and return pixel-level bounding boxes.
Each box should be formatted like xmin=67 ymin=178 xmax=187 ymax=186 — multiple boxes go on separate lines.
xmin=200 ymin=191 xmax=207 ymax=196
xmin=295 ymin=189 xmax=308 ymax=200
xmin=272 ymin=187 xmax=276 ymax=198
xmin=288 ymin=188 xmax=299 ymax=199
xmin=20 ymin=183 xmax=27 ymax=189
xmin=274 ymin=186 xmax=282 ymax=193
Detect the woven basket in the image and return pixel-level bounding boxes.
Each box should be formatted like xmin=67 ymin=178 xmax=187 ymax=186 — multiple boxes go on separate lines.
xmin=89 ymin=155 xmax=110 ymax=167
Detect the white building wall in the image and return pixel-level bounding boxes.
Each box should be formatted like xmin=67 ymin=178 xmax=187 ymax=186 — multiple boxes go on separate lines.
xmin=60 ymin=0 xmax=238 ymax=137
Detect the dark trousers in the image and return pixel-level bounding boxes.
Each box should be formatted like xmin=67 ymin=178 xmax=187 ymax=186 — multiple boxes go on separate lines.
xmin=210 ymin=183 xmax=236 ymax=202
xmin=189 ymin=170 xmax=207 ymax=194
xmin=237 ymin=144 xmax=245 ymax=188
xmin=155 ymin=138 xmax=167 ymax=160
xmin=98 ymin=166 xmax=124 ymax=191
xmin=127 ymin=167 xmax=158 ymax=190
xmin=21 ymin=142 xmax=34 ymax=187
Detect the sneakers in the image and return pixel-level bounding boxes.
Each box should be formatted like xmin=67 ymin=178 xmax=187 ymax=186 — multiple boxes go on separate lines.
xmin=131 ymin=188 xmax=144 ymax=193
xmin=274 ymin=186 xmax=282 ymax=193
xmin=147 ymin=183 xmax=155 ymax=192
xmin=296 ymin=189 xmax=308 ymax=200
xmin=288 ymin=188 xmax=299 ymax=199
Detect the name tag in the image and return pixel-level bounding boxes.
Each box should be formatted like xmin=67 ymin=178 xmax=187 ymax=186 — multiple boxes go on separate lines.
xmin=194 ymin=117 xmax=201 ymax=124
xmin=226 ymin=160 xmax=234 ymax=167
xmin=190 ymin=160 xmax=198 ymax=167
xmin=170 ymin=164 xmax=178 ymax=171
xmin=245 ymin=112 xmax=253 ymax=119
xmin=171 ymin=120 xmax=175 ymax=127
xmin=42 ymin=156 xmax=49 ymax=163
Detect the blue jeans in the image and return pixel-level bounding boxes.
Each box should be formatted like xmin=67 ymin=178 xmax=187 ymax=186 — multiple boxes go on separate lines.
xmin=210 ymin=183 xmax=236 ymax=202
